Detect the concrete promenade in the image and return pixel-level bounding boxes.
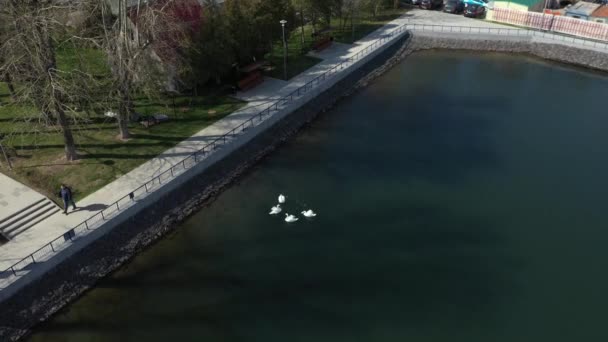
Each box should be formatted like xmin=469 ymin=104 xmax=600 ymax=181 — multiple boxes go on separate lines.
xmin=0 ymin=175 xmax=47 ymax=226
xmin=1 ymin=9 xmax=606 ymax=300
xmin=0 ymin=9 xmax=416 ymax=298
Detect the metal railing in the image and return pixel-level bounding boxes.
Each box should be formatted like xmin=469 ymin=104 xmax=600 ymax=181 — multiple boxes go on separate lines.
xmin=2 ymin=20 xmax=607 ymax=284
xmin=0 ymin=22 xmax=411 ymax=282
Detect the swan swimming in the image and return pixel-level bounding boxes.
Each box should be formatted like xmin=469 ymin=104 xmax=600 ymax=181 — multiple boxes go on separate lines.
xmin=301 ymin=210 xmax=317 ymax=218
xmin=269 ymin=205 xmax=282 ymax=215
xmin=278 ymin=194 xmax=286 ymax=204
xmin=285 ymin=213 xmax=299 ymax=223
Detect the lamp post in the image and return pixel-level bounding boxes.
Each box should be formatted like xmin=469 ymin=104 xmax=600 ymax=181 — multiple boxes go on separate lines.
xmin=280 ymin=19 xmax=288 ymax=80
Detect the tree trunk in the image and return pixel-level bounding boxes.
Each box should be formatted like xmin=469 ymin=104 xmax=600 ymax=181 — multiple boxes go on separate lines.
xmin=3 ymin=74 xmax=16 ymax=99
xmin=37 ymin=11 xmax=78 ymax=160
xmin=118 ymin=115 xmax=130 ymax=140
xmin=118 ymin=84 xmax=131 ymax=140
xmin=55 ymin=104 xmax=78 ymax=161
xmin=300 ymin=9 xmax=305 ymax=52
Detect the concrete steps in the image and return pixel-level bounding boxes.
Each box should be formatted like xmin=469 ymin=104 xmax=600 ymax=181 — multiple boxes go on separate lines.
xmin=0 ymin=198 xmax=61 ymax=240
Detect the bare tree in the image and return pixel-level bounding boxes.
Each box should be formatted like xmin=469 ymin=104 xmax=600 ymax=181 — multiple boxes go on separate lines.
xmin=0 ymin=8 xmax=16 ymax=99
xmin=97 ymin=0 xmax=192 ymax=140
xmin=0 ymin=0 xmax=84 ymax=161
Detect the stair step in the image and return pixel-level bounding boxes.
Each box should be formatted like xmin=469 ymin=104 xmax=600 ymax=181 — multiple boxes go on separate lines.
xmin=1 ymin=200 xmax=59 ymax=236
xmin=0 ymin=200 xmax=53 ymax=233
xmin=0 ymin=198 xmax=46 ymax=227
xmin=7 ymin=207 xmax=61 ymax=239
xmin=0 ymin=232 xmax=8 ymax=246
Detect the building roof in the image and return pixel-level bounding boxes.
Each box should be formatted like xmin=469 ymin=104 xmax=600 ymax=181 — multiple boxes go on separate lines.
xmin=566 ymin=2 xmax=601 ymax=16
xmin=591 ymin=5 xmax=608 ymax=18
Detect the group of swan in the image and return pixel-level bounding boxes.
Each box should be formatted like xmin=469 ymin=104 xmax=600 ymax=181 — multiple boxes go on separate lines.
xmin=269 ymin=194 xmax=316 ymax=223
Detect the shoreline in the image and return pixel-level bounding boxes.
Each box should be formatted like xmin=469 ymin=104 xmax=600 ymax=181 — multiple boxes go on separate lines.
xmin=2 ymin=30 xmax=608 ymax=341
xmin=0 ymin=33 xmax=411 ymax=342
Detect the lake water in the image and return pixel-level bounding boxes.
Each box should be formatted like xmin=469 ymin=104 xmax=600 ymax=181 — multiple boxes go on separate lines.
xmin=28 ymin=51 xmax=608 ymax=341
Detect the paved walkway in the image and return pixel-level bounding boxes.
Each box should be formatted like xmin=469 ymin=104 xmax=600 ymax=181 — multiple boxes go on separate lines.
xmin=1 ymin=9 xmax=605 ymax=292
xmin=0 ymin=174 xmax=48 ymax=226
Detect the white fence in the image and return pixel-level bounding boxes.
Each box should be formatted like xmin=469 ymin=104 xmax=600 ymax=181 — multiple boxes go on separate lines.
xmin=490 ymin=7 xmax=608 ymax=42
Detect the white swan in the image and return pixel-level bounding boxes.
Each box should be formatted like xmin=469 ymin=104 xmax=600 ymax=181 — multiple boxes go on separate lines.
xmin=278 ymin=194 xmax=286 ymax=204
xmin=269 ymin=205 xmax=282 ymax=215
xmin=301 ymin=210 xmax=317 ymax=218
xmin=285 ymin=213 xmax=299 ymax=223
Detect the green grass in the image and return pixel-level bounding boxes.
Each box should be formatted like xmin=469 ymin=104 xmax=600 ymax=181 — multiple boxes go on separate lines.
xmin=0 ymin=84 xmax=244 ymax=201
xmin=265 ymin=29 xmax=323 ymax=80
xmin=55 ymin=46 xmax=111 ymax=77
xmin=0 ymin=6 xmax=408 ymax=199
xmin=264 ymin=7 xmax=410 ymax=80
xmin=0 ymin=46 xmax=245 ymax=200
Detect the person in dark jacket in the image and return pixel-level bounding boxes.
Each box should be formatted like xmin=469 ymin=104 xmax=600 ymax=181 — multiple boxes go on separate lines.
xmin=59 ymin=184 xmax=77 ymax=215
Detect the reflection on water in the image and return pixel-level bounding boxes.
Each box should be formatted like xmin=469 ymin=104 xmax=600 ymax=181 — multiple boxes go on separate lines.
xmin=29 ymin=51 xmax=608 ymax=342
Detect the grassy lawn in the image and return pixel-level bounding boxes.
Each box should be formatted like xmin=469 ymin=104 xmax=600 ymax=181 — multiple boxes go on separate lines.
xmin=265 ymin=30 xmax=322 ymax=80
xmin=0 ymin=43 xmax=245 ymax=203
xmin=264 ymin=7 xmax=409 ymax=80
xmin=0 ymin=7 xmax=408 ymax=200
xmin=0 ymin=89 xmax=244 ymax=201
xmin=55 ymin=46 xmax=111 ymax=77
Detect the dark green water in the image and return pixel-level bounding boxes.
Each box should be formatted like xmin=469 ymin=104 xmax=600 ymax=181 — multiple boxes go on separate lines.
xmin=29 ymin=51 xmax=608 ymax=342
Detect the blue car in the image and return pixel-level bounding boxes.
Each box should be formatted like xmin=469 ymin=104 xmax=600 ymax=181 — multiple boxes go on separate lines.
xmin=463 ymin=0 xmax=489 ymax=7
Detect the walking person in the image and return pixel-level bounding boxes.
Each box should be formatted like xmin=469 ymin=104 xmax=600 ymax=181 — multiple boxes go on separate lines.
xmin=59 ymin=184 xmax=77 ymax=215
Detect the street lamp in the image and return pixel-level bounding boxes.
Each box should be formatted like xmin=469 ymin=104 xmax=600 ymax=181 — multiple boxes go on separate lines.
xmin=280 ymin=19 xmax=288 ymax=80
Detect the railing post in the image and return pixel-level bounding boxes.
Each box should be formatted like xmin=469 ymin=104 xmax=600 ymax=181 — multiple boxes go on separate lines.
xmin=50 ymin=241 xmax=55 ymax=252
xmin=101 ymin=211 xmax=105 ymax=220
xmin=145 ymin=182 xmax=149 ymax=193
xmin=116 ymin=202 xmax=120 ymax=211
xmin=31 ymin=255 xmax=35 ymax=263
xmin=85 ymin=220 xmax=90 ymax=230
xmin=10 ymin=266 xmax=16 ymax=276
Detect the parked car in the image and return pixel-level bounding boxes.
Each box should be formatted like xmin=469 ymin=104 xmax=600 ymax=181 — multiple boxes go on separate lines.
xmin=443 ymin=0 xmax=464 ymax=13
xmin=421 ymin=0 xmax=443 ymax=9
xmin=464 ymin=3 xmax=486 ymax=18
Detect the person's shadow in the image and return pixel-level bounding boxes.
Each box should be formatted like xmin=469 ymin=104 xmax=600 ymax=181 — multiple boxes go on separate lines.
xmin=73 ymin=204 xmax=108 ymax=212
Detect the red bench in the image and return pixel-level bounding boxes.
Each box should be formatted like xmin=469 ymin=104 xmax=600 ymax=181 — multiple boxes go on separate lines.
xmin=238 ymin=71 xmax=264 ymax=91
xmin=313 ymin=37 xmax=332 ymax=51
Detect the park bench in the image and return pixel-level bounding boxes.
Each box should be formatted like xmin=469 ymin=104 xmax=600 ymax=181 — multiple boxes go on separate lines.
xmin=140 ymin=114 xmax=169 ymax=128
xmin=313 ymin=36 xmax=333 ymax=51
xmin=238 ymin=69 xmax=264 ymax=91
